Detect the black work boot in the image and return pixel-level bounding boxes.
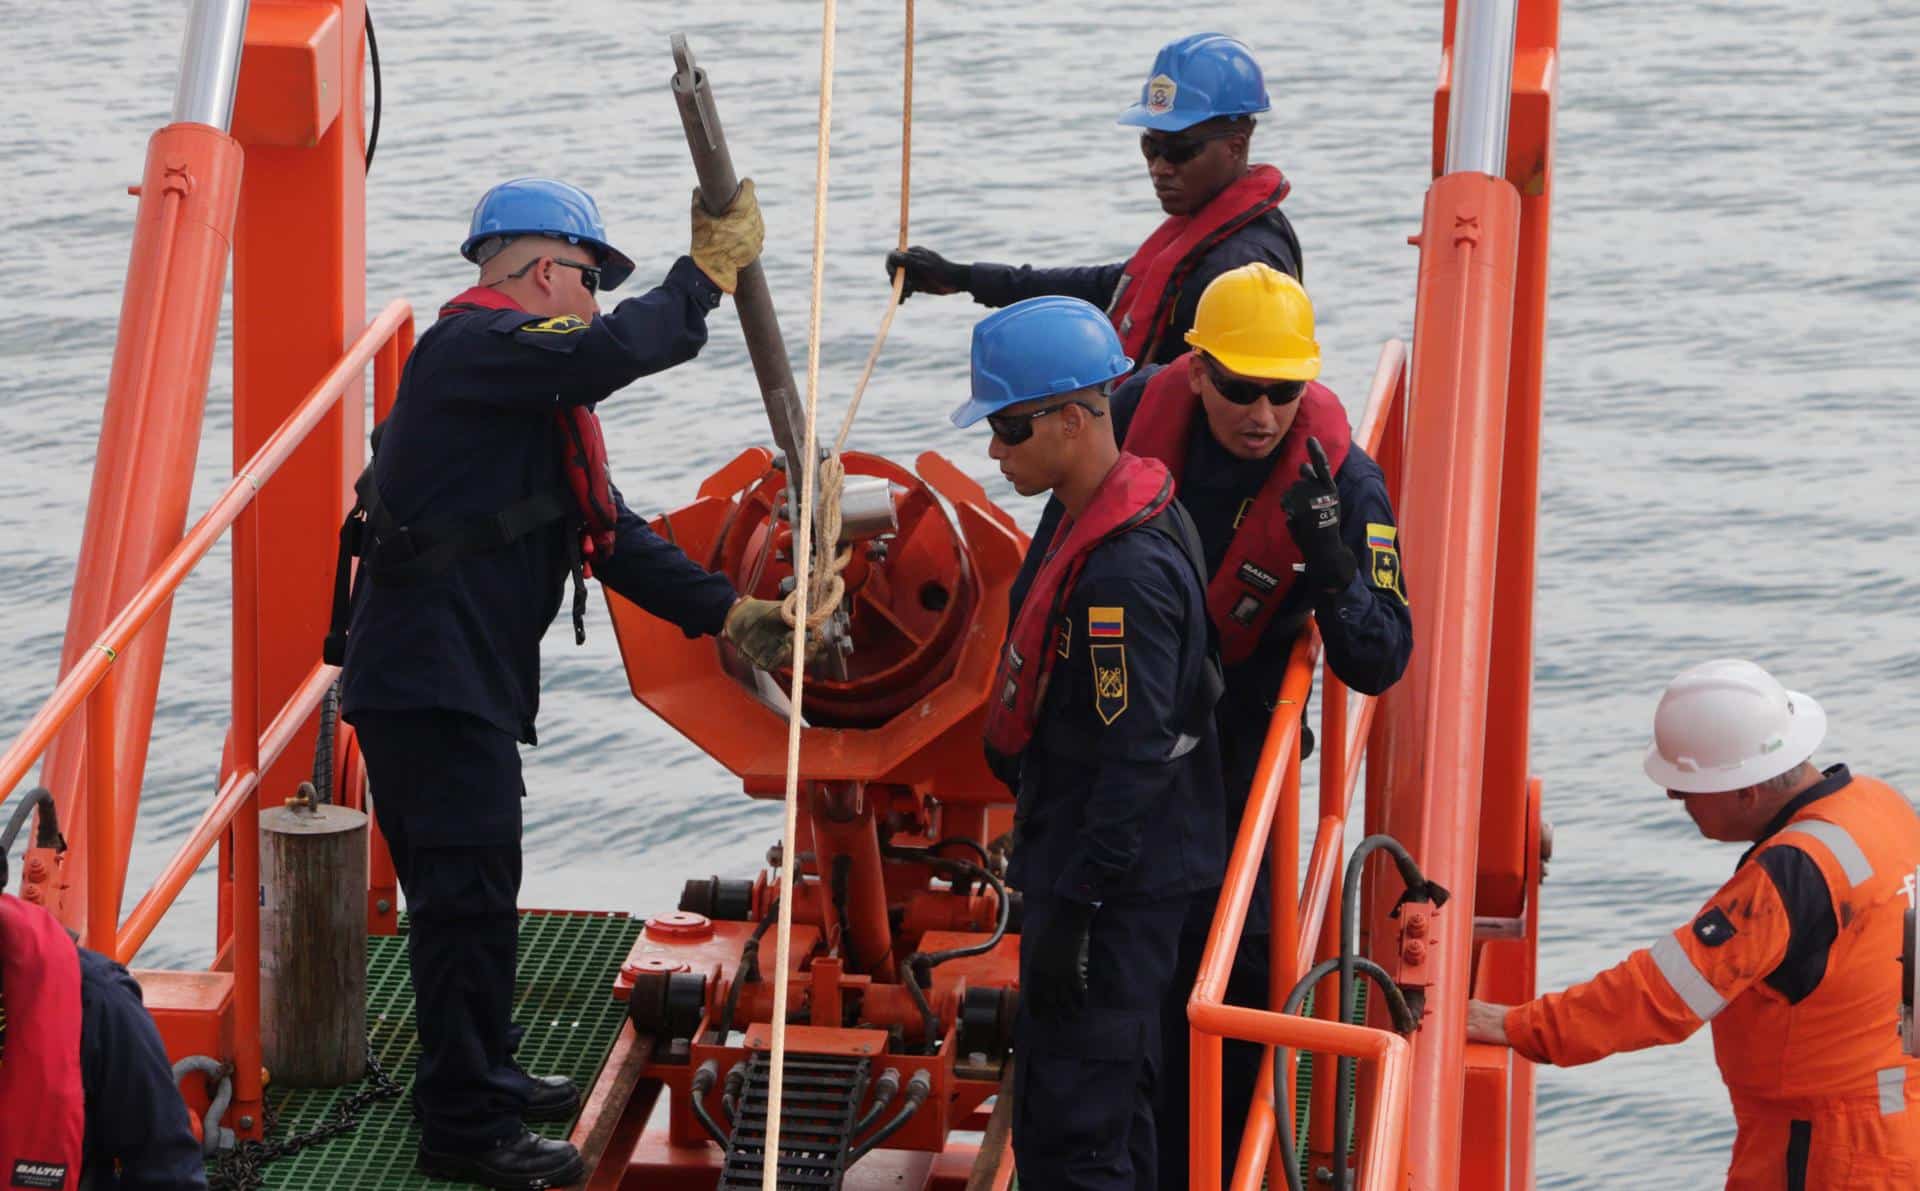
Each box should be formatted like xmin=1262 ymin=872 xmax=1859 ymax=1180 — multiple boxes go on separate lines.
xmin=518 ymin=1071 xmax=582 ymax=1123
xmin=417 ymin=1129 xmax=585 ymax=1190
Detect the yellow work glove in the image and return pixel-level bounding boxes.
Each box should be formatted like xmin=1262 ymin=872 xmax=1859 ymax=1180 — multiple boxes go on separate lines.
xmin=722 ymin=597 xmax=797 ymax=671
xmin=690 ymin=178 xmax=765 ymax=294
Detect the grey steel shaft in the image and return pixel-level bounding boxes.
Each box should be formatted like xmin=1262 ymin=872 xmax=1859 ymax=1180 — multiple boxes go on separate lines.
xmin=670 ymin=34 xmax=810 ymax=472
xmin=1443 ymin=0 xmax=1520 ymax=178
xmin=171 ymin=0 xmax=250 ymax=131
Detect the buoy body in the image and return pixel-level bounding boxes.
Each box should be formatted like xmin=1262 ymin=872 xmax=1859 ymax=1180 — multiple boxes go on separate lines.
xmin=260 ymin=802 xmax=368 ymax=1086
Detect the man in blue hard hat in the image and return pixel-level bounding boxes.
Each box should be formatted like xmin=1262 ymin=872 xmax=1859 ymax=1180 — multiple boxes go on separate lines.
xmin=958 ymin=295 xmax=1227 ymax=1190
xmin=1007 ymin=264 xmax=1413 ymax=1186
xmin=333 ymin=176 xmax=795 ymax=1190
xmin=887 ymin=33 xmax=1301 ymax=371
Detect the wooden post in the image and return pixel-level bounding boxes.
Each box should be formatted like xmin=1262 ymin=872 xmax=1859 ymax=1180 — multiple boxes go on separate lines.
xmin=260 ymin=798 xmax=367 ymax=1085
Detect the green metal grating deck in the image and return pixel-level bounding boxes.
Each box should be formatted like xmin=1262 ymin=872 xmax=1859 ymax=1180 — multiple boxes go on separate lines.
xmin=252 ymin=910 xmax=642 ymax=1190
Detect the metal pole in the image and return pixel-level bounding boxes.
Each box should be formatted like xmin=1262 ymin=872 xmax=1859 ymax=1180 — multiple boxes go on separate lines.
xmin=1443 ymin=0 xmax=1519 ymax=178
xmin=171 ymin=0 xmax=250 ymax=132
xmin=669 ymin=34 xmax=810 ymax=473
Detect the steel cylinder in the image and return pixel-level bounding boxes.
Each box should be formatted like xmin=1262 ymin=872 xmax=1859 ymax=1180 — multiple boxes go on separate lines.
xmin=260 ymin=802 xmax=367 ymax=1086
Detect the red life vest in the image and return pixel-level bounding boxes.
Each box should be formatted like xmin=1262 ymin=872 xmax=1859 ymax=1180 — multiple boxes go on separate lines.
xmin=0 ymin=895 xmax=85 ymax=1191
xmin=1122 ymin=355 xmax=1351 ymax=665
xmin=1107 ymin=164 xmax=1292 ymax=365
xmin=438 ymin=288 xmax=618 ymax=568
xmin=983 ymin=453 xmax=1174 ymax=763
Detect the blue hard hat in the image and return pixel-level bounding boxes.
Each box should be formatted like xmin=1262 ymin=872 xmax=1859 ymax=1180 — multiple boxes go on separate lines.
xmin=460 ymin=177 xmax=637 ymax=290
xmin=1116 ymin=34 xmax=1271 ymax=132
xmin=950 ymin=297 xmax=1134 ymax=428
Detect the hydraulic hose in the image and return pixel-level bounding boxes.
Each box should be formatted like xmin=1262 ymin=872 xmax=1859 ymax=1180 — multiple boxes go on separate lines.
xmin=0 ymin=786 xmax=61 ymax=889
xmin=1273 ymin=956 xmax=1419 ymax=1191
xmin=851 ymin=1066 xmax=901 ymax=1137
xmin=885 ymin=843 xmax=1012 ymax=1053
xmin=715 ymin=900 xmax=781 ymax=1042
xmin=690 ymin=1058 xmax=729 ymax=1146
xmin=1333 ymin=835 xmax=1448 ymax=1191
xmin=722 ymin=1061 xmax=749 ymax=1124
xmin=848 ymin=1068 xmax=932 ymax=1162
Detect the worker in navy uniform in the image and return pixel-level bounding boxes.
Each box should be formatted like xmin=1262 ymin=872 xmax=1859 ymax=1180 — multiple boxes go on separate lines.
xmin=335 ymin=178 xmax=797 ymax=1190
xmin=957 ymin=296 xmax=1227 ymax=1190
xmin=0 ymin=849 xmax=206 ymax=1190
xmin=1005 ymin=264 xmax=1413 ymax=1185
xmin=885 ymin=34 xmax=1301 ymax=371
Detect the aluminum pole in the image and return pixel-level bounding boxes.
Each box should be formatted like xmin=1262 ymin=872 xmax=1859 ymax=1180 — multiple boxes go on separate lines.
xmin=171 ymin=0 xmax=250 ymax=132
xmin=1443 ymin=0 xmax=1519 ymax=178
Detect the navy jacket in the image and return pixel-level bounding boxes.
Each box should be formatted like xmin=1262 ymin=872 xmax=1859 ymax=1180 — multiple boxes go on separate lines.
xmin=340 ymin=257 xmax=740 ymax=744
xmin=78 ymin=948 xmax=207 ymax=1189
xmin=1009 ymin=368 xmax=1412 ymax=925
xmin=1008 ymin=508 xmax=1226 ymax=906
xmin=967 ymin=206 xmax=1301 ymax=368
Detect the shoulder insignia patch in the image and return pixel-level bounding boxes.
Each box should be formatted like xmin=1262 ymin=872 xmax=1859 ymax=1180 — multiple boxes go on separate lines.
xmin=1088 ymin=606 xmax=1125 ymax=638
xmin=1366 ymin=521 xmax=1408 ymax=605
xmin=1091 ymin=643 xmax=1128 ymax=725
xmin=521 ymin=314 xmax=589 ymax=335
xmin=1692 ymin=906 xmax=1737 ymax=947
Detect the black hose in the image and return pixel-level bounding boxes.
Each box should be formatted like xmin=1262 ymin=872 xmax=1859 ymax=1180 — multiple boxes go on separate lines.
xmin=1273 ymin=955 xmax=1419 ymax=1191
xmin=884 ymin=845 xmax=1011 ymax=969
xmin=362 ymin=4 xmax=382 ymax=173
xmin=851 ymin=1066 xmax=901 ymax=1137
xmin=312 ymin=680 xmax=339 ymax=804
xmin=1333 ymin=835 xmax=1448 ymax=1191
xmin=714 ymin=900 xmax=781 ymax=1042
xmin=721 ymin=1061 xmax=748 ymax=1124
xmin=925 ymin=836 xmax=992 ymax=872
xmin=898 ymin=958 xmax=940 ymax=1055
xmin=690 ymin=1059 xmax=728 ymax=1146
xmin=848 ymin=1069 xmax=931 ymax=1163
xmin=1 ymin=787 xmax=61 ymax=889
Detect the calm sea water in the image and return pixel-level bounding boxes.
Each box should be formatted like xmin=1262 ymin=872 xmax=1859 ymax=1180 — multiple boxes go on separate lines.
xmin=4 ymin=1 xmax=1918 ymax=1184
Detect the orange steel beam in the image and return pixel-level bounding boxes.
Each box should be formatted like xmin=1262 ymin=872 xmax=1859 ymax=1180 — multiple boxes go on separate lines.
xmin=35 ymin=121 xmax=244 ymax=929
xmin=230 ymin=0 xmax=368 ymax=848
xmin=1379 ymin=167 xmax=1523 ymax=1191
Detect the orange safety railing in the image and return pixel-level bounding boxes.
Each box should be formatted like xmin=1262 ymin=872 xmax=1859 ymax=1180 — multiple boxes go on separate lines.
xmin=0 ymin=299 xmax=412 ymax=1127
xmin=1188 ymin=339 xmax=1413 ymax=1191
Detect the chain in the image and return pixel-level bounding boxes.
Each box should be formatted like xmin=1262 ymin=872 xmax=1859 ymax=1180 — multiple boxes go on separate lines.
xmin=205 ymin=1042 xmax=402 ymax=1190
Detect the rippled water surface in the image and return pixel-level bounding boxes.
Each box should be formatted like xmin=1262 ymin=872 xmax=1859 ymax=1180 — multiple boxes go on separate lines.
xmin=4 ymin=2 xmax=1918 ymax=1185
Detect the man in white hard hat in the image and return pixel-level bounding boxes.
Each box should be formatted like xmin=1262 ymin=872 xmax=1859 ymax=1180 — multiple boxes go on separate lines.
xmin=1468 ymin=658 xmax=1920 ymax=1188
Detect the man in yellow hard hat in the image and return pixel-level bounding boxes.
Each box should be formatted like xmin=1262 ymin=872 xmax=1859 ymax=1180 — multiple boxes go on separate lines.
xmin=1007 ymin=262 xmax=1413 ymax=1185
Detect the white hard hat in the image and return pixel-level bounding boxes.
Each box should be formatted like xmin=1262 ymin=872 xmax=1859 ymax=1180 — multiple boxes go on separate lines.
xmin=1643 ymin=659 xmax=1826 ymax=794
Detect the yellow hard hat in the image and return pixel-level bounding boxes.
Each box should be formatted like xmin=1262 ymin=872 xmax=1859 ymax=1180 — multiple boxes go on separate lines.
xmin=1184 ymin=262 xmax=1321 ymax=381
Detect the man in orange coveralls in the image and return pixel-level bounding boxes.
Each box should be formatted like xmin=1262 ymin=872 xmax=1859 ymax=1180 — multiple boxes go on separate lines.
xmin=1468 ymin=658 xmax=1920 ymax=1188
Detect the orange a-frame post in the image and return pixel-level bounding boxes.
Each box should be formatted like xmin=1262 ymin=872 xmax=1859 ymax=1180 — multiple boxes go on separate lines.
xmin=1373 ymin=1 xmax=1558 ymax=1188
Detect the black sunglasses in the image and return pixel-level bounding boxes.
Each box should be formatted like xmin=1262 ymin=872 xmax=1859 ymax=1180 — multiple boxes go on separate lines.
xmin=550 ymin=258 xmax=602 ymax=294
xmin=1140 ymin=126 xmax=1240 ymax=166
xmin=1202 ymin=355 xmax=1306 ymax=407
xmin=986 ymin=399 xmax=1105 ymax=445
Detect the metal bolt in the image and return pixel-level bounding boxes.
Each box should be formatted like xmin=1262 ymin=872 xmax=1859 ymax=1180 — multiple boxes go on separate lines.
xmin=25 ymin=857 xmax=46 ymax=880
xmin=376 ymin=899 xmax=392 ymax=914
xmin=1406 ymin=912 xmax=1428 ymax=939
xmin=1403 ymin=940 xmax=1427 ymax=964
xmin=238 ymin=1115 xmax=254 ymax=1130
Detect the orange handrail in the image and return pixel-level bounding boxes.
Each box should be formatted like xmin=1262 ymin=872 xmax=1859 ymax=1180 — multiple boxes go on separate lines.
xmin=0 ymin=299 xmax=409 ymax=1135
xmin=0 ymin=299 xmax=410 ymax=815
xmin=1188 ymin=340 xmax=1411 ymax=1191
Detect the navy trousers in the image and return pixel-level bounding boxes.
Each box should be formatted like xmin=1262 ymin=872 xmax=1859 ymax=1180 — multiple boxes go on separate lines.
xmin=1013 ymin=895 xmax=1186 ymax=1191
xmin=353 ymin=708 xmax=528 ymax=1152
xmin=1155 ymin=897 xmax=1273 ymax=1190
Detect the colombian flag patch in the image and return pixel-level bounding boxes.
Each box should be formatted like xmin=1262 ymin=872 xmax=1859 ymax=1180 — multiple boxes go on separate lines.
xmin=1088 ymin=607 xmax=1125 ymax=638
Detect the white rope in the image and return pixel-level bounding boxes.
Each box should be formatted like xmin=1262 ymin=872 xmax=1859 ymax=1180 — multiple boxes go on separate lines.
xmin=763 ymin=1 xmax=914 ymax=1181
xmin=763 ymin=0 xmax=838 ymax=1180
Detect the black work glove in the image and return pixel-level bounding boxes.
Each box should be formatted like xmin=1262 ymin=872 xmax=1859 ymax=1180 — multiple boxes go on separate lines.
xmin=1280 ymin=436 xmax=1358 ymax=596
xmin=1027 ymin=899 xmax=1096 ymax=1019
xmin=885 ymin=246 xmax=970 ymax=300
